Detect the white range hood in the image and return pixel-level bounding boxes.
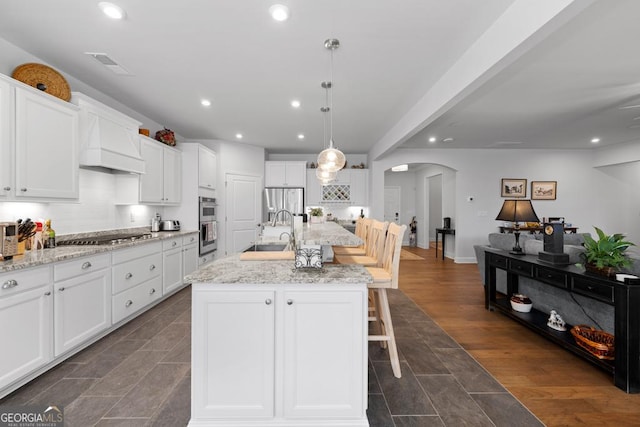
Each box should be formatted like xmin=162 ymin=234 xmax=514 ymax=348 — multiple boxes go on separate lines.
xmin=72 ymin=92 xmax=145 ymax=174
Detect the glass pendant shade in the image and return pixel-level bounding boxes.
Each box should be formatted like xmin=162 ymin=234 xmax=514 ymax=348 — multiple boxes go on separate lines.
xmin=317 ymin=142 xmax=346 ymax=173
xmin=316 ymin=167 xmax=336 ymax=183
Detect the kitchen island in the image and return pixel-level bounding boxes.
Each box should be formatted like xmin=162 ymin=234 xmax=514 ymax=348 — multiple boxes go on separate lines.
xmin=186 ymin=254 xmax=371 ymax=427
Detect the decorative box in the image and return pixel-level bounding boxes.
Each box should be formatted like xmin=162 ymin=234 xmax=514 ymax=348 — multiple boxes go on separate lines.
xmin=295 ymin=245 xmax=322 ymax=269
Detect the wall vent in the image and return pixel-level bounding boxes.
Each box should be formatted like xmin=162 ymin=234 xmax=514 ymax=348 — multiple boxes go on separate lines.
xmin=84 ymin=52 xmax=132 ymax=75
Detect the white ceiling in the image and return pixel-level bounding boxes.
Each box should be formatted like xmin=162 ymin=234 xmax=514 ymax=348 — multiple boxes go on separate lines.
xmin=0 ymin=1 xmax=638 ymax=156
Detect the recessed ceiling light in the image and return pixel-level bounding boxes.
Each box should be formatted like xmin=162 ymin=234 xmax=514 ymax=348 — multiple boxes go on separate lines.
xmin=269 ymin=4 xmax=290 ymax=21
xmin=98 ymin=2 xmax=126 ymax=20
xmin=201 ymin=99 xmax=211 ymax=107
xmin=291 ymin=100 xmax=301 ymax=108
xmin=297 ymin=134 xmax=305 ymax=140
xmin=428 ymin=136 xmax=437 ymax=143
xmin=391 ymin=164 xmax=408 ymax=172
xmin=235 ymin=133 xmax=243 ymax=140
xmin=591 ymin=137 xmax=601 ymax=144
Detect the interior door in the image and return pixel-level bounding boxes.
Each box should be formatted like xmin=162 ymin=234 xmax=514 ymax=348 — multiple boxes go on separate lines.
xmin=384 ymin=186 xmax=401 ymax=224
xmin=226 ymin=173 xmax=262 ymax=255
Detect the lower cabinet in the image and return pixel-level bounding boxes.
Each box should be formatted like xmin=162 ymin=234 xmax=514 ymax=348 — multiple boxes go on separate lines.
xmin=163 ymin=238 xmax=184 ymax=294
xmin=0 ymin=266 xmax=52 ymax=390
xmin=191 ymin=285 xmax=367 ymax=426
xmin=183 ymin=241 xmax=198 ymax=277
xmin=53 ymin=254 xmax=112 ymax=356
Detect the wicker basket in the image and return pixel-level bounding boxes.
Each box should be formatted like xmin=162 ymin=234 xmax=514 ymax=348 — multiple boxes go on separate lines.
xmin=570 ymin=325 xmax=615 ymax=360
xmin=12 ymin=63 xmax=71 ymax=101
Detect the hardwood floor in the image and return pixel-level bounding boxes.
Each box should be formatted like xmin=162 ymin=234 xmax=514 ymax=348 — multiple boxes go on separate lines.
xmin=401 ymin=246 xmax=640 ymax=427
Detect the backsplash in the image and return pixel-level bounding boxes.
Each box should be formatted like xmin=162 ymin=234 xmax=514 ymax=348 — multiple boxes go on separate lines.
xmin=0 ymin=168 xmax=158 ymax=235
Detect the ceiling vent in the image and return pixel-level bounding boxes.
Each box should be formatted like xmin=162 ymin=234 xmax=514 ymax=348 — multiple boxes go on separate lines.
xmin=85 ymin=52 xmax=132 ymax=75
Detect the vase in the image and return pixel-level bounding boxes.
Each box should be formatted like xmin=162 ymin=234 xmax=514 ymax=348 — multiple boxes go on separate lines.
xmin=584 ymin=263 xmax=616 ymax=278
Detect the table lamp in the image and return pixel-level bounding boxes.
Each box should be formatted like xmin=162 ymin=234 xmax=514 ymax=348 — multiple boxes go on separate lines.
xmin=495 ymin=199 xmax=539 ymax=255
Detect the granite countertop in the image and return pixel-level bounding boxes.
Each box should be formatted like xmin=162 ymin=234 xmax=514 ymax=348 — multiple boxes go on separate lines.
xmin=298 ymin=221 xmax=362 ymax=246
xmin=0 ymin=228 xmax=198 ymax=273
xmin=186 ymin=254 xmax=372 ymax=285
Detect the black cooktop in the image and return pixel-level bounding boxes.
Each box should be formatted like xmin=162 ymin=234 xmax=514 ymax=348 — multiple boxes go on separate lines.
xmin=58 ymin=233 xmax=153 ymax=246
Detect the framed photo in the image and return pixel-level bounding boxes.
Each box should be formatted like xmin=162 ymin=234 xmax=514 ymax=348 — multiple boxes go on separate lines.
xmin=531 ymin=181 xmax=557 ymax=200
xmin=501 ymin=178 xmax=527 ymax=198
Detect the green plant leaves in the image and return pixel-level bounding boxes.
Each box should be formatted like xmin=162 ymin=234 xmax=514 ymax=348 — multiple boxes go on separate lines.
xmin=582 ymin=226 xmax=635 ymax=269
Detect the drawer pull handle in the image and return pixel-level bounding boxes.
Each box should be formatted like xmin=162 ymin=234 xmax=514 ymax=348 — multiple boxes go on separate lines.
xmin=265 ymin=298 xmax=272 ymax=305
xmin=150 ymin=264 xmax=156 ymax=271
xmin=20 ymin=188 xmax=27 ymax=192
xmin=82 ymin=261 xmax=92 ymax=269
xmin=58 ymin=287 xmax=65 ymax=291
xmin=287 ymin=299 xmax=293 ymax=305
xmin=44 ymin=291 xmax=51 ymax=296
xmin=3 ymin=186 xmax=10 ymax=191
xmin=125 ymin=300 xmax=133 ymax=307
xmin=125 ymin=273 xmax=133 ymax=279
xmin=149 ymin=288 xmax=156 ymax=295
xmin=2 ymin=279 xmax=18 ymax=289
xmin=172 ymin=241 xmax=177 ymax=247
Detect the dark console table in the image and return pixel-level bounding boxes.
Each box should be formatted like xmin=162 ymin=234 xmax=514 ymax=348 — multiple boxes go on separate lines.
xmin=484 ymin=248 xmax=640 ymax=393
xmin=435 ymin=228 xmax=455 ymax=260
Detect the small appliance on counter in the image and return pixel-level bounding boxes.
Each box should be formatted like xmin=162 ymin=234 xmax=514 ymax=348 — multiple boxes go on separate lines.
xmin=151 ymin=213 xmax=161 ymax=232
xmin=1 ymin=221 xmax=20 ymax=260
xmin=159 ymin=220 xmax=181 ymax=231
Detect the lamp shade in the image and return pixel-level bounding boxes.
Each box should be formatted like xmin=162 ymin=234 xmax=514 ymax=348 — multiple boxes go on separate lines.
xmin=316 ymin=167 xmax=336 ymax=182
xmin=317 ymin=143 xmax=346 ymax=173
xmin=495 ymin=199 xmax=540 ymax=223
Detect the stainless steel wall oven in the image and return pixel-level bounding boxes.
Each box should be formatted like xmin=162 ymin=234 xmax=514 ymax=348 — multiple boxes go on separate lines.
xmin=199 ymin=197 xmax=217 ymax=256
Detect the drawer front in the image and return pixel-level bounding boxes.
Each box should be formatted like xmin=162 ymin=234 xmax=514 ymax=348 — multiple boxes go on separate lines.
xmin=535 ymin=266 xmax=568 ymax=289
xmin=0 ymin=266 xmax=51 ymax=298
xmin=112 ymin=241 xmax=162 ymax=265
xmin=183 ymin=233 xmax=198 ymax=246
xmin=509 ymin=259 xmax=533 ymax=277
xmin=163 ymin=238 xmax=182 ymax=251
xmin=488 ymin=253 xmax=507 ymax=269
xmin=54 ymin=253 xmax=110 ymax=282
xmin=572 ymin=277 xmax=614 ymax=304
xmin=112 ymin=252 xmax=162 ymax=294
xmin=112 ymin=276 xmax=162 ymax=324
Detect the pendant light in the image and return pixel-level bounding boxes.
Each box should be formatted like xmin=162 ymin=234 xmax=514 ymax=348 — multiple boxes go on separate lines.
xmin=317 ymin=38 xmax=346 ymax=173
xmin=317 ymin=102 xmax=336 ymax=183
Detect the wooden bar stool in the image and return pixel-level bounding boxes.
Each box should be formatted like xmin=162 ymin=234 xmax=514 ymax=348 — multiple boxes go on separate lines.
xmin=333 ymin=217 xmax=371 ymax=256
xmin=334 ymin=220 xmax=388 ymax=267
xmin=366 ymin=222 xmax=407 ymax=378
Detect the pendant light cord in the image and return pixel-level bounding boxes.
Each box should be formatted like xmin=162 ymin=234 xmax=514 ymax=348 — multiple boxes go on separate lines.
xmin=329 ymin=48 xmax=334 ymax=148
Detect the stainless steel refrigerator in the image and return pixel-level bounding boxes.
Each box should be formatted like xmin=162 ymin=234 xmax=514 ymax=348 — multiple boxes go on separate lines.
xmin=264 ymin=188 xmax=304 ymax=222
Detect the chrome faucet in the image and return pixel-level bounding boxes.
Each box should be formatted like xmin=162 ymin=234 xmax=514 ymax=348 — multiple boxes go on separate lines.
xmin=272 ymin=209 xmax=296 ymax=251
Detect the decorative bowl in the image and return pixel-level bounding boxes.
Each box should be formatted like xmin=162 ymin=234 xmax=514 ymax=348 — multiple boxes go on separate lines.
xmin=510 ymin=294 xmax=532 ymax=313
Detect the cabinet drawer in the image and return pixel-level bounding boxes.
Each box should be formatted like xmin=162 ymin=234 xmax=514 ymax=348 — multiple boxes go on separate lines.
xmin=534 ymin=266 xmax=568 ymax=289
xmin=0 ymin=265 xmax=51 ymax=298
xmin=112 ymin=276 xmax=162 ymax=324
xmin=54 ymin=253 xmax=110 ymax=282
xmin=509 ymin=259 xmax=533 ymax=277
xmin=572 ymin=277 xmax=614 ymax=304
xmin=183 ymin=233 xmax=198 ymax=246
xmin=112 ymin=252 xmax=162 ymax=294
xmin=488 ymin=253 xmax=507 ymax=269
xmin=163 ymin=238 xmax=181 ymax=251
xmin=112 ymin=241 xmax=162 ymax=265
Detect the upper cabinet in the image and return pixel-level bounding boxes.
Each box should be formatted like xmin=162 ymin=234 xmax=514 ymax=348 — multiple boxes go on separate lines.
xmin=14 ymin=85 xmax=79 ymax=200
xmin=349 ymin=169 xmax=368 ymax=206
xmin=305 ymin=168 xmax=368 ymax=206
xmin=0 ymin=77 xmax=12 ymax=199
xmin=139 ymin=136 xmax=181 ymax=205
xmin=71 ymin=92 xmax=145 ymax=174
xmin=265 ymin=161 xmax=306 ymax=187
xmin=198 ymin=145 xmax=217 ymax=191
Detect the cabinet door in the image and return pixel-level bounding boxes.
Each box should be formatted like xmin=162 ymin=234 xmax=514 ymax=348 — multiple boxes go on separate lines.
xmin=284 ymin=162 xmax=306 ymax=187
xmin=0 ymin=77 xmax=11 ymax=199
xmin=283 ymin=290 xmax=365 ymax=418
xmin=192 ymin=289 xmax=275 ymax=419
xmin=163 ymin=146 xmax=181 ymax=204
xmin=54 ymin=268 xmax=112 ymax=356
xmin=0 ymin=285 xmax=53 ymax=389
xmin=15 ymin=87 xmax=79 ymax=199
xmin=305 ymin=170 xmax=322 ymax=205
xmin=182 ymin=242 xmax=198 ymax=277
xmin=163 ymin=246 xmax=183 ymax=294
xmin=265 ymin=161 xmax=287 ymax=187
xmin=198 ymin=146 xmax=217 ymax=190
xmin=139 ymin=138 xmax=164 ymax=203
xmin=350 ymin=169 xmax=368 ymax=206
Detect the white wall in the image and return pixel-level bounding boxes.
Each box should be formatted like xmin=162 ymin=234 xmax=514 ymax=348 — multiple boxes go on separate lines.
xmin=383 ymin=170 xmax=417 ymax=244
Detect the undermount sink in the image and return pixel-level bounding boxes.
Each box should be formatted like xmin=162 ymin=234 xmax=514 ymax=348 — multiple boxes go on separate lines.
xmin=243 ymin=243 xmax=288 ymax=252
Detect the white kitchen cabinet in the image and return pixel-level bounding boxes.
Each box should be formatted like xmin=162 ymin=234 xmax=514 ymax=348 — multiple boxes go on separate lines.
xmin=163 ymin=238 xmax=184 ymax=294
xmin=198 ymin=145 xmax=217 ymax=191
xmin=53 ymin=254 xmax=112 ymax=356
xmin=191 ymin=284 xmax=367 ymax=426
xmin=265 ymin=161 xmax=306 ymax=187
xmin=349 ymin=169 xmax=369 ymax=206
xmin=183 ymin=235 xmax=198 ymax=277
xmin=14 ymin=86 xmax=79 ymax=200
xmin=0 ymin=76 xmax=11 ymax=199
xmin=0 ymin=266 xmax=53 ymax=391
xmin=139 ymin=136 xmax=182 ymax=205
xmin=305 ymin=170 xmax=322 ymax=205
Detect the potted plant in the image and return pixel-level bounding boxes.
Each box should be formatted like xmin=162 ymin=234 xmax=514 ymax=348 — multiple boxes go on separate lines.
xmin=309 ymin=207 xmax=324 ymax=224
xmin=581 ymin=226 xmax=635 ymax=277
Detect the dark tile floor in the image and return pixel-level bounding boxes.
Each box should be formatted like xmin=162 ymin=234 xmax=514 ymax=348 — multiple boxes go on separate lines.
xmin=0 ymin=286 xmax=544 ymax=426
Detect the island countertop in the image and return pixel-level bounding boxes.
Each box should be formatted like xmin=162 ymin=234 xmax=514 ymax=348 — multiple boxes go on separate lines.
xmin=185 ymin=254 xmax=372 ymax=285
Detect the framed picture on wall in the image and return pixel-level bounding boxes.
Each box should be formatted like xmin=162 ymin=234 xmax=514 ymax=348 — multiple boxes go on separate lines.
xmin=501 ymin=178 xmax=527 ymax=198
xmin=531 ymin=181 xmax=557 ymax=200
